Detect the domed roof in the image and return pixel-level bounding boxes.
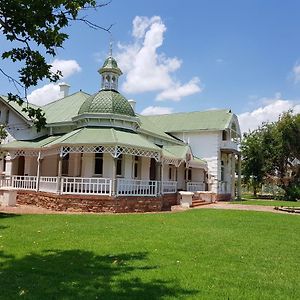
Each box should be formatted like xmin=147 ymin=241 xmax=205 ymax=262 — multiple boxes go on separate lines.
xmin=98 ymin=56 xmax=122 ymax=75
xmin=78 ymin=90 xmax=135 ymax=117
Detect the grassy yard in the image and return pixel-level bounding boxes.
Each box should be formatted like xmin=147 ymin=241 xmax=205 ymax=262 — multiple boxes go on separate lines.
xmin=0 ymin=209 xmax=299 ymax=299
xmin=233 ymin=197 xmax=300 ymax=207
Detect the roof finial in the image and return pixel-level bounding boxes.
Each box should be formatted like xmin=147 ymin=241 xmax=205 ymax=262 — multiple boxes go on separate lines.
xmin=109 ymin=33 xmax=113 ymax=57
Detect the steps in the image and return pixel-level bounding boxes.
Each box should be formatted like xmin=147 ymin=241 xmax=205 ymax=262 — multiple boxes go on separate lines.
xmin=191 ymin=199 xmax=210 ymax=208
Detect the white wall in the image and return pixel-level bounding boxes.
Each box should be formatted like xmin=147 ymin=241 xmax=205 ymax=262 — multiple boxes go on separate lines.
xmin=141 ymin=157 xmax=150 ymax=180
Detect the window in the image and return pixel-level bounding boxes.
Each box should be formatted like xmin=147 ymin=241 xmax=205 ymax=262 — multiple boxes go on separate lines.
xmin=62 ymin=153 xmax=69 ymax=176
xmin=116 ymin=154 xmax=123 ymax=176
xmin=222 ymin=130 xmax=227 ymax=141
xmin=187 ymin=168 xmax=192 ymax=181
xmin=94 ymin=153 xmax=103 ymax=175
xmin=133 ymin=156 xmax=140 ymax=179
xmin=221 ymin=160 xmax=225 ymax=181
xmin=5 ymin=110 xmax=9 ymax=124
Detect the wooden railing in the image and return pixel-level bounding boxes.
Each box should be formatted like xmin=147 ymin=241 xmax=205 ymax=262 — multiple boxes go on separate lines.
xmin=11 ymin=175 xmax=37 ymax=190
xmin=117 ymin=178 xmax=158 ymax=196
xmin=39 ymin=176 xmax=58 ymax=193
xmin=61 ymin=177 xmax=112 ymax=195
xmin=187 ymin=181 xmax=205 ymax=192
xmin=160 ymin=181 xmax=177 ymax=194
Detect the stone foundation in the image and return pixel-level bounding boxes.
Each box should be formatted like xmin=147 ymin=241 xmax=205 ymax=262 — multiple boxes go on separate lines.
xmin=16 ymin=191 xmax=178 ymax=213
xmin=216 ymin=193 xmax=232 ymax=201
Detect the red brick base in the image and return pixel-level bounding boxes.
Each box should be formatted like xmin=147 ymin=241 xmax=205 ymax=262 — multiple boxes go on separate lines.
xmin=16 ymin=191 xmax=178 ymax=213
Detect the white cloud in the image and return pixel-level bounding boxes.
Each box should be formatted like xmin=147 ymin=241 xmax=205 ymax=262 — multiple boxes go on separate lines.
xmin=238 ymin=97 xmax=300 ymax=133
xmin=27 ymin=59 xmax=81 ymax=105
xmin=156 ymin=77 xmax=202 ymax=101
xmin=28 ymin=83 xmax=61 ymax=105
xmin=116 ymin=16 xmax=202 ymax=101
xmin=50 ymin=59 xmax=81 ymax=79
xmin=140 ymin=105 xmax=174 ymax=115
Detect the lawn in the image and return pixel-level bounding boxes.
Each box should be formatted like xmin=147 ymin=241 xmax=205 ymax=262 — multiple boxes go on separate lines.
xmin=233 ymin=197 xmax=300 ymax=207
xmin=0 ymin=209 xmax=299 ymax=299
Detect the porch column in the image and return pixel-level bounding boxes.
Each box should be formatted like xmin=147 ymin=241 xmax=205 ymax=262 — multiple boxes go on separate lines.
xmin=237 ymin=154 xmax=242 ymax=200
xmin=36 ymin=152 xmax=42 ymax=192
xmin=111 ymin=158 xmax=117 ymax=196
xmin=57 ymin=155 xmax=62 ymax=194
xmin=230 ymin=153 xmax=236 ymax=201
xmin=185 ymin=167 xmax=189 ymax=190
xmin=160 ymin=162 xmax=164 ymax=195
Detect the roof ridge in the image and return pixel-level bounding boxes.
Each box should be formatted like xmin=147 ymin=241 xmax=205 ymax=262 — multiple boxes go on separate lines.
xmin=144 ymin=108 xmax=231 ymax=117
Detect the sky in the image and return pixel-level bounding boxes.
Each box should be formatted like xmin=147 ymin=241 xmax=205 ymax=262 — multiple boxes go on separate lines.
xmin=1 ymin=0 xmax=300 ymax=133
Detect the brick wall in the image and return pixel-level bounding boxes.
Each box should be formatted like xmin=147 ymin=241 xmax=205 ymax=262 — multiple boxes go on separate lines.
xmin=16 ymin=191 xmax=178 ymax=213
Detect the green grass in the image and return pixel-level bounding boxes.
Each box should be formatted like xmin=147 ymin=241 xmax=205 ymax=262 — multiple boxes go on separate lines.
xmin=233 ymin=198 xmax=300 ymax=207
xmin=0 ymin=210 xmax=299 ymax=299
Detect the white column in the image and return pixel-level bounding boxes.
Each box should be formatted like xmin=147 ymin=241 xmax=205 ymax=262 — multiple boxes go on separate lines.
xmin=57 ymin=155 xmax=62 ymax=194
xmin=231 ymin=153 xmax=236 ymax=201
xmin=237 ymin=154 xmax=242 ymax=200
xmin=112 ymin=157 xmax=117 ymax=196
xmin=36 ymin=152 xmax=41 ymax=192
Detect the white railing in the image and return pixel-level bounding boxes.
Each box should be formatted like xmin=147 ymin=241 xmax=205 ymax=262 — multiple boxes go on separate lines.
xmin=160 ymin=181 xmax=177 ymax=194
xmin=219 ymin=181 xmax=228 ymax=193
xmin=187 ymin=181 xmax=205 ymax=192
xmin=12 ymin=175 xmax=37 ymax=190
xmin=220 ymin=140 xmax=239 ymax=152
xmin=39 ymin=176 xmax=58 ymax=193
xmin=0 ymin=176 xmax=11 ymax=188
xmin=61 ymin=177 xmax=112 ymax=195
xmin=117 ymin=178 xmax=158 ymax=196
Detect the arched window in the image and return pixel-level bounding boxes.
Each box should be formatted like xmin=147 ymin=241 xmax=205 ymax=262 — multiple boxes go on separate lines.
xmin=116 ymin=154 xmax=123 ymax=176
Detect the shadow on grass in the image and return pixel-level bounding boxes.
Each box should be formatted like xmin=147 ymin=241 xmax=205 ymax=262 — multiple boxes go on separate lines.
xmin=0 ymin=212 xmax=20 ymax=219
xmin=0 ymin=249 xmax=197 ymax=299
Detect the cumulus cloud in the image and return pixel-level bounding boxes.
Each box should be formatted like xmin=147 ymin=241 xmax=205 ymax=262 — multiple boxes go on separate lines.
xmin=27 ymin=83 xmax=61 ymax=105
xmin=156 ymin=77 xmax=202 ymax=101
xmin=238 ymin=97 xmax=300 ymax=133
xmin=117 ymin=16 xmax=202 ymax=101
xmin=140 ymin=106 xmax=174 ymax=115
xmin=50 ymin=59 xmax=81 ymax=79
xmin=28 ymin=59 xmax=81 ymax=105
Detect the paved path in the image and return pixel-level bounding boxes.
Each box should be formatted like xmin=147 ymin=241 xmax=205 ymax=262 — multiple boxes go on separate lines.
xmin=197 ymin=202 xmax=298 ymax=215
xmin=0 ymin=202 xmax=298 ymax=215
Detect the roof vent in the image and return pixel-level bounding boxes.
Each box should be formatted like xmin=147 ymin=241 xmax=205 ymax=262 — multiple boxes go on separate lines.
xmin=59 ymin=83 xmax=70 ymax=98
xmin=128 ymin=99 xmax=136 ymax=112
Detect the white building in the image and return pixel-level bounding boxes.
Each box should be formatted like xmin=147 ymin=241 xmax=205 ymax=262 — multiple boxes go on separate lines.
xmin=0 ymin=54 xmax=241 ymax=212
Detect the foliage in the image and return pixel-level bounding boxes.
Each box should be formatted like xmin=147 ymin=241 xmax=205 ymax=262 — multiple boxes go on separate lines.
xmin=0 ymin=124 xmax=8 ymax=141
xmin=241 ymin=111 xmax=300 ymax=200
xmin=0 ymin=0 xmax=110 ymax=131
xmin=1 ymin=210 xmax=300 ymax=299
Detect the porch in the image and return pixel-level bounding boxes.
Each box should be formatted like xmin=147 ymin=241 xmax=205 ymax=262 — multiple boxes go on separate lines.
xmin=0 ymin=175 xmax=205 ymax=196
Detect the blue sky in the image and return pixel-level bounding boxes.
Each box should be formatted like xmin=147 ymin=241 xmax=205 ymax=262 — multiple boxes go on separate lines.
xmin=1 ymin=0 xmax=300 ymax=132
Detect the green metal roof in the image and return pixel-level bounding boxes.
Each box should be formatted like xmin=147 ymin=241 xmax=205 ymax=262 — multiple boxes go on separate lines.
xmin=145 ymin=109 xmax=234 ymax=132
xmin=98 ymin=56 xmax=122 ymax=75
xmin=162 ymin=145 xmax=190 ymax=160
xmin=78 ymin=90 xmax=135 ymax=117
xmin=1 ymin=135 xmax=62 ymax=149
xmin=0 ymin=95 xmax=40 ymax=122
xmin=43 ymin=91 xmax=90 ymax=124
xmin=47 ymin=127 xmax=160 ymax=151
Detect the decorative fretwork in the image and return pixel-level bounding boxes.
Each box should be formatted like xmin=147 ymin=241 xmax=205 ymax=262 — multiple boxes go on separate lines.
xmin=162 ymin=157 xmax=183 ymax=167
xmin=60 ymin=145 xmax=160 ymax=161
xmin=10 ymin=150 xmax=39 ymax=159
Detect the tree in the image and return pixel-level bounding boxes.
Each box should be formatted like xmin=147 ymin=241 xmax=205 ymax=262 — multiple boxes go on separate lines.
xmin=241 ymin=111 xmax=300 ymax=200
xmin=240 ymin=128 xmax=266 ymax=197
xmin=0 ymin=0 xmax=111 ymax=131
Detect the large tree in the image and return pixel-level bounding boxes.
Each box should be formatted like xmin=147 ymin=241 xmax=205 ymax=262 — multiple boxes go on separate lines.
xmin=0 ymin=0 xmax=111 ymax=131
xmin=241 ymin=111 xmax=300 ymax=200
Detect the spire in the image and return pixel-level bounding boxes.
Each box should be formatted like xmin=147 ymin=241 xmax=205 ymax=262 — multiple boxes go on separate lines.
xmin=98 ymin=38 xmax=122 ymax=91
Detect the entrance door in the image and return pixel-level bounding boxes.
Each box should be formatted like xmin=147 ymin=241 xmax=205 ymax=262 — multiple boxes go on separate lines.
xmin=17 ymin=156 xmax=25 ymax=175
xmin=149 ymin=158 xmax=156 ymax=180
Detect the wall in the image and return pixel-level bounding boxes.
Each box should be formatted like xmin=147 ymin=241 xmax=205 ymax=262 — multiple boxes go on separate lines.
xmin=16 ymin=191 xmax=178 ymax=213
xmin=41 ymin=155 xmax=58 ymax=176
xmin=172 ymin=131 xmax=221 ymax=193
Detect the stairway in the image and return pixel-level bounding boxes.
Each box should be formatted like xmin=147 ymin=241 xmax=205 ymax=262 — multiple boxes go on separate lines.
xmin=191 ymin=199 xmax=210 ymax=208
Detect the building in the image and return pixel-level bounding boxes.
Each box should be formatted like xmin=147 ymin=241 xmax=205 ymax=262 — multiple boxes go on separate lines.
xmin=0 ymin=53 xmax=241 ymax=212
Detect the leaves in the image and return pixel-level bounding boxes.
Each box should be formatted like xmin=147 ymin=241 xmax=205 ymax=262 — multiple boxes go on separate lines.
xmin=0 ymin=0 xmax=109 ymax=131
